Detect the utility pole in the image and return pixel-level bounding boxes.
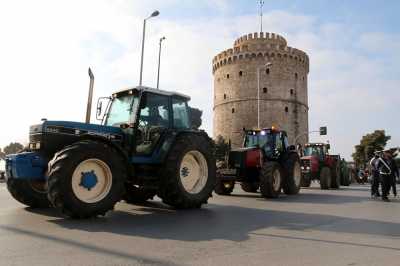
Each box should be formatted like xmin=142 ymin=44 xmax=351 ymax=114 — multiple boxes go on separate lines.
xmin=259 ymin=0 xmax=264 ymax=32
xmin=156 ymin=36 xmax=166 ymax=89
xmin=139 ymin=10 xmax=159 ymax=86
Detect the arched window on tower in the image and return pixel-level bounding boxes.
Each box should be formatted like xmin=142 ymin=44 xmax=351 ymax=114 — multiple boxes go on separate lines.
xmin=232 ymin=108 xmax=235 ymax=114
xmin=285 ymin=107 xmax=289 ymax=113
xmin=239 ymin=71 xmax=243 ymax=77
xmin=295 ymin=73 xmax=298 ymax=79
xmin=263 ymin=87 xmax=267 ymax=93
xmin=224 ymin=94 xmax=227 ymax=100
xmin=226 ymin=74 xmax=230 ymax=79
xmin=266 ymin=68 xmax=270 ymax=75
xmin=290 ymin=89 xmax=294 ymax=95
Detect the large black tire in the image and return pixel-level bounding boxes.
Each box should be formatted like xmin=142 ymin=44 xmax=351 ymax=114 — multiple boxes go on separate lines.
xmin=260 ymin=162 xmax=282 ymax=198
xmin=47 ymin=140 xmax=126 ymax=219
xmin=157 ymin=134 xmax=216 ymax=209
xmin=123 ymin=184 xmax=157 ymax=204
xmin=282 ymin=153 xmax=302 ymax=195
xmin=330 ymin=165 xmax=341 ymax=189
xmin=240 ymin=182 xmax=259 ymax=193
xmin=301 ymin=175 xmax=312 ymax=187
xmin=215 ymin=178 xmax=235 ymax=195
xmin=320 ymin=167 xmax=331 ymax=190
xmin=341 ymin=173 xmax=351 ymax=186
xmin=7 ymin=179 xmax=50 ymax=208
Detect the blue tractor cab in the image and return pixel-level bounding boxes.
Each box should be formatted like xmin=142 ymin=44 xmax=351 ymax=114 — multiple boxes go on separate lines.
xmin=6 ymin=86 xmax=216 ymax=218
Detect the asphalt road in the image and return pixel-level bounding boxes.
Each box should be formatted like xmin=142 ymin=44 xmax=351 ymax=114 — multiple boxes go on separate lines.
xmin=0 ymin=182 xmax=399 ymax=266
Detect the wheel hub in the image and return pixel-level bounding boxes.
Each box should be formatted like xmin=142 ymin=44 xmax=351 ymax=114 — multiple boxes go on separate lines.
xmin=80 ymin=171 xmax=98 ymax=191
xmin=181 ymin=167 xmax=190 ymax=178
xmin=179 ymin=151 xmax=209 ymax=194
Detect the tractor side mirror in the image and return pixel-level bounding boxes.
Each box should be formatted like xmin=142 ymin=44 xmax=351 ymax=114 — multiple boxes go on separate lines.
xmin=96 ymin=97 xmax=111 ymax=121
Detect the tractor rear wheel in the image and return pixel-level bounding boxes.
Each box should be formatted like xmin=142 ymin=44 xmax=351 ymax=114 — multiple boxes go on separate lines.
xmin=7 ymin=179 xmax=50 ymax=208
xmin=330 ymin=165 xmax=341 ymax=189
xmin=282 ymin=153 xmax=302 ymax=195
xmin=47 ymin=140 xmax=126 ymax=218
xmin=320 ymin=167 xmax=331 ymax=190
xmin=158 ymin=134 xmax=216 ymax=209
xmin=240 ymin=182 xmax=258 ymax=193
xmin=123 ymin=184 xmax=156 ymax=204
xmin=260 ymin=162 xmax=282 ymax=198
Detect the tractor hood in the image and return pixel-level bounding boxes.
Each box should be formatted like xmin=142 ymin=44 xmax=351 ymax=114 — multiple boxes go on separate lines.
xmin=31 ymin=120 xmax=123 ymax=135
xmin=29 ymin=120 xmax=124 ymax=155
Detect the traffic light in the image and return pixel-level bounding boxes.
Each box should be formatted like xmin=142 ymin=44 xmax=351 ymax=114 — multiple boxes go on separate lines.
xmin=320 ymin=126 xmax=327 ymax=135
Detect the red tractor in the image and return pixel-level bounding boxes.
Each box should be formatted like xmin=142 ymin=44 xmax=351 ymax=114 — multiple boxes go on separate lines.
xmin=215 ymin=128 xmax=302 ymax=198
xmin=300 ymin=143 xmax=341 ymax=189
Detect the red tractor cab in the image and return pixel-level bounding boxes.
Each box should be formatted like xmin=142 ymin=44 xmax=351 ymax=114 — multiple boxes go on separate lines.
xmin=215 ymin=128 xmax=302 ymax=198
xmin=300 ymin=143 xmax=341 ymax=189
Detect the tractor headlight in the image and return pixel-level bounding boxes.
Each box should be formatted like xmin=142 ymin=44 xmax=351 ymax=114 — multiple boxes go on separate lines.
xmin=29 ymin=142 xmax=41 ymax=150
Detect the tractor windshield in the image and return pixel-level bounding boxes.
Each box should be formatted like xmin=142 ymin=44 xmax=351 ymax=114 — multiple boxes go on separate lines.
xmin=303 ymin=146 xmax=324 ymax=156
xmin=105 ymin=94 xmax=139 ymax=127
xmin=244 ymin=131 xmax=276 ymax=151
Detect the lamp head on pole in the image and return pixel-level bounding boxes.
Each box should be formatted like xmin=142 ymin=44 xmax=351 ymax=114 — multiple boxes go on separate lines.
xmin=150 ymin=10 xmax=160 ymax=18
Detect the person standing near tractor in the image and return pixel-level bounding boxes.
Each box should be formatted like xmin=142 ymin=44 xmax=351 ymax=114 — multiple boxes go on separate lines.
xmin=369 ymin=152 xmax=380 ymax=198
xmin=377 ymin=150 xmax=398 ymax=202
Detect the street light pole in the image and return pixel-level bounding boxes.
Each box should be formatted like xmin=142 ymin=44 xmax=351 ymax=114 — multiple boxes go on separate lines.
xmin=257 ymin=62 xmax=272 ymax=129
xmin=139 ymin=10 xmax=159 ymax=87
xmin=156 ymin=36 xmax=166 ymax=89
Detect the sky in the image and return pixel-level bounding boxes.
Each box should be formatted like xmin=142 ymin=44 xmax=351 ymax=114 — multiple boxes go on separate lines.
xmin=0 ymin=0 xmax=399 ymax=160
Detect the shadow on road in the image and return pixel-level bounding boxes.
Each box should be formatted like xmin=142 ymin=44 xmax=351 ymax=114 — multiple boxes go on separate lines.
xmin=40 ymin=200 xmax=400 ymax=243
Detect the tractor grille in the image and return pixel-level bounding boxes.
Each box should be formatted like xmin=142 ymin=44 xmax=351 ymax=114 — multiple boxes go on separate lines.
xmin=301 ymin=159 xmax=310 ymax=167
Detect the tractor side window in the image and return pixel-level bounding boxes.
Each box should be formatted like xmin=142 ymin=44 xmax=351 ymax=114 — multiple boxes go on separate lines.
xmin=283 ymin=135 xmax=290 ymax=149
xmin=136 ymin=93 xmax=170 ymax=155
xmin=172 ymin=98 xmax=190 ymax=129
xmin=275 ymin=134 xmax=283 ymax=152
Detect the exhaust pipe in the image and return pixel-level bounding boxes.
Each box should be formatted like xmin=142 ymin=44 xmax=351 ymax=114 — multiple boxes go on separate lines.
xmin=85 ymin=67 xmax=95 ymax=123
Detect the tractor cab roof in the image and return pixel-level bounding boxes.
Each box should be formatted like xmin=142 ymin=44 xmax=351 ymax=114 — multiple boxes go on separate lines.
xmin=112 ymin=86 xmax=191 ymax=100
xmin=245 ymin=127 xmax=285 ymax=134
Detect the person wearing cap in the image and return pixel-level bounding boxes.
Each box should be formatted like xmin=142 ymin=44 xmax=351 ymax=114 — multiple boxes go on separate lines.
xmin=369 ymin=152 xmax=380 ymax=198
xmin=377 ymin=150 xmax=399 ymax=201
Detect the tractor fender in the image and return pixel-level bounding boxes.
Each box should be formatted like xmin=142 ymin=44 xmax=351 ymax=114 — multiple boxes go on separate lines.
xmin=160 ymin=130 xmax=213 ymax=163
xmin=77 ymin=134 xmax=130 ymax=168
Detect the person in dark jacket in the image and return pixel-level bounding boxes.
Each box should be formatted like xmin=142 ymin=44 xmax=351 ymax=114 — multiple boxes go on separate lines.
xmin=377 ymin=150 xmax=399 ymax=201
xmin=369 ymin=153 xmax=380 ymax=197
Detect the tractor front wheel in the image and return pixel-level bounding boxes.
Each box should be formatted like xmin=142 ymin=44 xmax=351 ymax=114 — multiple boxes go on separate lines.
xmin=158 ymin=134 xmax=216 ymax=209
xmin=260 ymin=162 xmax=282 ymax=198
xmin=47 ymin=140 xmax=126 ymax=218
xmin=7 ymin=179 xmax=50 ymax=208
xmin=240 ymin=182 xmax=258 ymax=193
xmin=282 ymin=153 xmax=302 ymax=195
xmin=330 ymin=165 xmax=341 ymax=189
xmin=215 ymin=178 xmax=235 ymax=195
xmin=320 ymin=167 xmax=331 ymax=190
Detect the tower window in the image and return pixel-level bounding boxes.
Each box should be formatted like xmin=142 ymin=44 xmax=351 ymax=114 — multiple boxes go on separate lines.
xmin=266 ymin=68 xmax=270 ymax=75
xmin=239 ymin=71 xmax=243 ymax=77
xmin=226 ymin=74 xmax=230 ymax=79
xmin=290 ymin=89 xmax=294 ymax=95
xmin=224 ymin=94 xmax=226 ymax=99
xmin=285 ymin=107 xmax=289 ymax=113
xmin=295 ymin=73 xmax=298 ymax=79
xmin=232 ymin=108 xmax=235 ymax=113
xmin=263 ymin=87 xmax=267 ymax=93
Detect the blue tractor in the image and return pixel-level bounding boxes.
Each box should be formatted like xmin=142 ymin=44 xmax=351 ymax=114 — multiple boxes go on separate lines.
xmin=5 ymin=86 xmax=216 ymax=218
